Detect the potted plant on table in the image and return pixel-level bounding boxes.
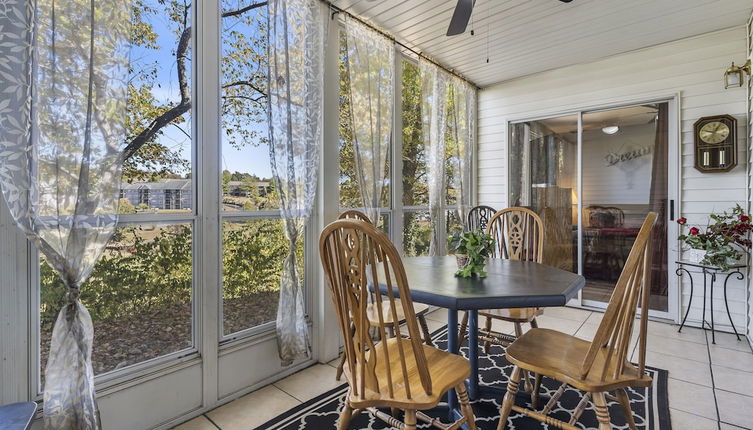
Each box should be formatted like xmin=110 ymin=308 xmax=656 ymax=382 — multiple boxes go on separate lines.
xmin=447 ymin=229 xmax=495 ymax=278
xmin=677 ymin=204 xmax=752 ymax=271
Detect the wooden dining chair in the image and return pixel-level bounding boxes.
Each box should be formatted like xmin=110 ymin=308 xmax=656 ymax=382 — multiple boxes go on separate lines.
xmin=497 ymin=212 xmax=657 ymax=430
xmin=459 ymin=207 xmax=545 ymax=351
xmin=320 ymin=219 xmax=477 ymax=430
xmin=466 ymin=205 xmax=497 ymax=232
xmin=334 ymin=210 xmax=434 ymax=382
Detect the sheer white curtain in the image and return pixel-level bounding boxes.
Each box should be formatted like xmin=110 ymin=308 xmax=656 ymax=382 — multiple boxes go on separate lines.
xmin=344 ymin=19 xmax=394 ymax=224
xmin=448 ymin=77 xmax=476 ymax=229
xmin=267 ymin=0 xmax=325 ymax=366
xmin=0 ymin=0 xmax=130 ymax=427
xmin=420 ymin=59 xmax=449 ymax=256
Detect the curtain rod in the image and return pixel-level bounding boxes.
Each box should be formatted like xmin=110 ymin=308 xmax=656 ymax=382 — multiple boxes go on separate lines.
xmin=321 ymin=0 xmax=479 ymax=89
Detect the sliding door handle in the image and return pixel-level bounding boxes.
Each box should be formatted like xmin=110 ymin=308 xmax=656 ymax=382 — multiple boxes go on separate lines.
xmin=669 ymin=199 xmax=675 ymax=221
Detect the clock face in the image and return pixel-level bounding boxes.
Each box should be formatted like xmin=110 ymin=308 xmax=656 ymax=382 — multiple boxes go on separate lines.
xmin=699 ymin=121 xmax=730 ymax=144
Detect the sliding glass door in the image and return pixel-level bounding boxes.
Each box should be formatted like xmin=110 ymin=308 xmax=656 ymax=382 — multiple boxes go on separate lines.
xmin=581 ymin=104 xmax=670 ymax=311
xmin=509 ymin=101 xmax=677 ymax=317
xmin=509 ymin=115 xmax=578 ymax=274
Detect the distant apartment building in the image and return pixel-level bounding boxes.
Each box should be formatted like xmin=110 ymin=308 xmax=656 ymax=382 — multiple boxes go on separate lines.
xmin=120 ymin=179 xmax=272 ymax=210
xmin=226 ymin=180 xmax=272 ymax=197
xmin=120 ymin=179 xmax=192 ymax=210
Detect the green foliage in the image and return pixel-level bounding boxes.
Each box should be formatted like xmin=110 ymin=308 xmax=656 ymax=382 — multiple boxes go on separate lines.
xmin=403 ymin=212 xmax=432 ymax=257
xmin=118 ymin=198 xmax=137 ymax=214
xmin=40 ymin=220 xmax=295 ymax=332
xmin=125 ymin=0 xmax=269 ymax=181
xmin=400 ymin=61 xmax=428 ymax=207
xmin=447 ymin=229 xmax=494 ymax=278
xmin=678 ymin=204 xmax=752 ymax=271
xmin=41 ymin=225 xmax=193 ymax=331
xmin=222 ymin=220 xmax=294 ymax=299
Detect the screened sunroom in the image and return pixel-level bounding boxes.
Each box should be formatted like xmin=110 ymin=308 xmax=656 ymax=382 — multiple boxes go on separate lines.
xmin=1 ymin=1 xmax=752 ymax=429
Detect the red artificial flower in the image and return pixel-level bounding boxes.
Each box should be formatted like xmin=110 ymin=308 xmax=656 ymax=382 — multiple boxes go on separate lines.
xmin=676 ymin=217 xmax=687 ymax=225
xmin=739 ymin=214 xmax=751 ymax=223
xmin=689 ymin=227 xmax=700 ymax=235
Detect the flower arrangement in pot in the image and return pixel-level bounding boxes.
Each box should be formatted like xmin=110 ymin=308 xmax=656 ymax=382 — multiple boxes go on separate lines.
xmin=677 ymin=204 xmax=752 ymax=271
xmin=447 ymin=229 xmax=495 ymax=278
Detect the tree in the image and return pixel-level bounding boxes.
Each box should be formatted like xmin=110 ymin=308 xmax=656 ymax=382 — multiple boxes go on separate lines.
xmin=240 ymin=177 xmax=261 ymax=198
xmin=123 ymin=0 xmax=269 ymax=181
xmin=119 ymin=198 xmax=137 ymax=214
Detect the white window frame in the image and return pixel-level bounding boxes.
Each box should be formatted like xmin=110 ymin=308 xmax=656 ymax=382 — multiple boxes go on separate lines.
xmin=26 ymin=0 xmax=317 ymax=401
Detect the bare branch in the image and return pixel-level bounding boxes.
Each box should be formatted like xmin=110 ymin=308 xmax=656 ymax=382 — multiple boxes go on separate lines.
xmin=222 ymin=80 xmax=266 ymax=96
xmin=222 ymin=94 xmax=265 ymax=103
xmin=222 ymin=2 xmax=268 ymax=18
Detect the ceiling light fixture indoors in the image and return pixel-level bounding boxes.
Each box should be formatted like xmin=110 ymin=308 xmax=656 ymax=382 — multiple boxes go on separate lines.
xmin=602 ymin=126 xmax=620 ymax=135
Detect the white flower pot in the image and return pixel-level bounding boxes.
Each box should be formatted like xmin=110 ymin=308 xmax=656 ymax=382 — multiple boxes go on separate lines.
xmin=684 ymin=248 xmax=706 ymax=264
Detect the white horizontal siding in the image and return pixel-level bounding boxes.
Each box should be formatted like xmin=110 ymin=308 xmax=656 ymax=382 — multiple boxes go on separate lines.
xmin=748 ymin=14 xmax=753 ymax=343
xmin=478 ymin=27 xmax=749 ymax=330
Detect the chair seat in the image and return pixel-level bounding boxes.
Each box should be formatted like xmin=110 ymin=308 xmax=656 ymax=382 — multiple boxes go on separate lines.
xmin=505 ymin=328 xmax=652 ymax=392
xmin=344 ymin=337 xmax=470 ymax=410
xmin=366 ymin=301 xmax=429 ymax=327
xmin=479 ymin=307 xmax=541 ymax=322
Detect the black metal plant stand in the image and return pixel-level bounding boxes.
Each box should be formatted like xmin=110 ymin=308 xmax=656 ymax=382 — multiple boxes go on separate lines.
xmin=676 ymin=260 xmax=745 ymax=344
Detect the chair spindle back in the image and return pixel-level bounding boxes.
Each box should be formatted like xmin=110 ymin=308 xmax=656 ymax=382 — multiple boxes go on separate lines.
xmin=486 ymin=207 xmax=544 ymax=263
xmin=320 ymin=219 xmax=432 ymax=400
xmin=581 ymin=212 xmax=657 ymax=381
xmin=467 ymin=205 xmax=497 ymax=232
xmin=339 ymin=210 xmax=373 ymax=224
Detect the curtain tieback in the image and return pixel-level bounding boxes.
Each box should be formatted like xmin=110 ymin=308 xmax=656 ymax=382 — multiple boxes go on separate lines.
xmin=67 ymin=286 xmax=81 ymax=303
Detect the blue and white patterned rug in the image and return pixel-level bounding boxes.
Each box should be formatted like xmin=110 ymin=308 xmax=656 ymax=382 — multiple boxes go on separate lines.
xmin=257 ymin=328 xmax=671 ymax=429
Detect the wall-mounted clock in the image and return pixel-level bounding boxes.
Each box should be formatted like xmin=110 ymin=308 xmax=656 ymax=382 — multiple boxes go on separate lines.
xmin=694 ymin=114 xmax=737 ymax=173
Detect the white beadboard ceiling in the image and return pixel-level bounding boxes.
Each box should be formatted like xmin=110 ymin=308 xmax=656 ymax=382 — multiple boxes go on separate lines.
xmin=333 ymin=0 xmax=753 ymax=88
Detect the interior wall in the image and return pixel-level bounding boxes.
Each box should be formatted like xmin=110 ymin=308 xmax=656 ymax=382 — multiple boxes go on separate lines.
xmin=582 ymin=122 xmax=656 ymax=207
xmin=478 ymin=27 xmax=749 ymax=330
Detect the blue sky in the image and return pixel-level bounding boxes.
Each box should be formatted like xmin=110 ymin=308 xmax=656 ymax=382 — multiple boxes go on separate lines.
xmin=133 ymin=0 xmax=272 ymax=180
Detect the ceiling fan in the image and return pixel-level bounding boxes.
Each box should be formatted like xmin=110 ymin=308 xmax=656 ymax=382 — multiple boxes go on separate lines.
xmin=446 ymin=0 xmax=574 ymax=36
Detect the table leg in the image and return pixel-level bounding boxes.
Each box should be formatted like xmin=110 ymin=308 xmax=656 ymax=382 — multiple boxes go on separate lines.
xmin=446 ymin=309 xmax=458 ymax=420
xmin=676 ymin=267 xmax=694 ymax=332
xmin=701 ymin=268 xmax=708 ymax=331
xmin=710 ymin=272 xmax=716 ymax=344
xmin=468 ymin=310 xmax=479 ymax=400
xmin=724 ymin=271 xmax=744 ymax=341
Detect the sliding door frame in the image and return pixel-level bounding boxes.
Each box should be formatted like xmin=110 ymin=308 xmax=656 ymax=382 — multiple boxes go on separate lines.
xmin=507 ymin=94 xmax=681 ymax=322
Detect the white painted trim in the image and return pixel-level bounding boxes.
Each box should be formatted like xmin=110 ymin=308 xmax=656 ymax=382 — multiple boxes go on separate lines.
xmin=196 ymin=0 xmax=221 ymax=410
xmin=316 ymin=12 xmax=343 ymax=365
xmin=577 ymin=111 xmax=584 ymax=304
xmin=747 ymin=11 xmax=753 ymax=344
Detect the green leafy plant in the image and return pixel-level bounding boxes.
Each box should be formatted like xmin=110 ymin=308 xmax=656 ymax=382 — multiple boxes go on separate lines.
xmin=447 ymin=229 xmax=495 ymax=278
xmin=677 ymin=204 xmax=752 ymax=271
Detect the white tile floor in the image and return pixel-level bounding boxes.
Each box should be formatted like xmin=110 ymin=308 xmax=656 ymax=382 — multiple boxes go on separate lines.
xmin=174 ymin=307 xmax=753 ymax=430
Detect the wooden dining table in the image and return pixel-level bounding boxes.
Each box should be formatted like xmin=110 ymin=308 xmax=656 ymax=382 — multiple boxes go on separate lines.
xmin=377 ymin=256 xmax=586 ymax=421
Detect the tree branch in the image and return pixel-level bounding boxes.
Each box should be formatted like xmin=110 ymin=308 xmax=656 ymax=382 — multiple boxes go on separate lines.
xmin=222 ymin=94 xmax=265 ymax=103
xmin=222 ymin=2 xmax=268 ymax=18
xmin=222 ymin=80 xmax=266 ymax=96
xmin=121 ymin=23 xmax=192 ymax=163
xmin=122 ymin=1 xmax=268 ymax=164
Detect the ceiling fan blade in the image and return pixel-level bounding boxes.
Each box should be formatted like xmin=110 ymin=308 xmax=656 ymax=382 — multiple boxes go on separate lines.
xmin=446 ymin=0 xmax=476 ymax=36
